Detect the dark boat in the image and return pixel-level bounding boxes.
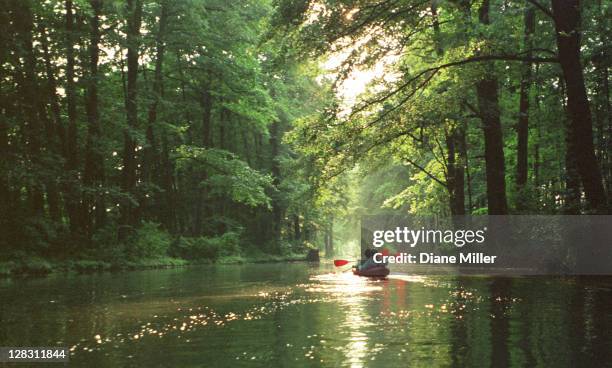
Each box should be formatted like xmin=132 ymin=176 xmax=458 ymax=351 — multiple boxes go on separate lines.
xmin=352 ymin=265 xmax=390 ymax=277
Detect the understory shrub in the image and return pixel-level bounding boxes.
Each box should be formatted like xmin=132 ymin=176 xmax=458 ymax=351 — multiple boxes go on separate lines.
xmin=169 ymin=231 xmax=241 ymax=261
xmin=19 ymin=257 xmax=53 ymax=275
xmin=127 ymin=222 xmax=172 ymax=259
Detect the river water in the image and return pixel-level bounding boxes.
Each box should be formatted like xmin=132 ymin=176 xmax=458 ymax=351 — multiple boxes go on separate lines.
xmin=0 ymin=263 xmax=611 ymax=367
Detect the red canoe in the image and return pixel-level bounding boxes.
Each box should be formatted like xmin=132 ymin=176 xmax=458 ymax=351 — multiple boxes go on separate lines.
xmin=352 ymin=266 xmax=390 ymax=277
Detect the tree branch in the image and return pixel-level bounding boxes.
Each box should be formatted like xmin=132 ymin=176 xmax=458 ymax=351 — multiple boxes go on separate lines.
xmin=463 ymin=100 xmax=481 ymax=118
xmin=348 ymin=53 xmax=558 ymax=121
xmin=525 ymin=0 xmax=554 ymax=19
xmin=402 ymin=156 xmax=448 ymax=188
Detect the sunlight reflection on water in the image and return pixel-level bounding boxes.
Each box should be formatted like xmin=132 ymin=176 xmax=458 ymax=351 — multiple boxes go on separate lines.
xmin=307 ymin=272 xmax=384 ymax=294
xmin=307 ymin=272 xmax=379 ymax=367
xmin=57 ymin=269 xmax=520 ymax=365
xmin=304 ymin=272 xmax=433 ymax=367
xmin=3 ymin=264 xmax=610 ymax=367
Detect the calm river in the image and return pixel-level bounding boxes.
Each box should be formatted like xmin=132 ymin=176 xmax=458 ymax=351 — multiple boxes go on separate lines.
xmin=1 ymin=263 xmax=611 ymax=367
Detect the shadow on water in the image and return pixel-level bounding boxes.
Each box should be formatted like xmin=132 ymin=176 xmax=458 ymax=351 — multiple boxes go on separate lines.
xmin=0 ymin=264 xmax=611 ymax=367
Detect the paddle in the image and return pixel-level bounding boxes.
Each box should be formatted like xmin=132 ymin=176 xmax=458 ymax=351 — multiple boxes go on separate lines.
xmin=333 ymin=259 xmax=353 ymax=267
xmin=333 ymin=248 xmax=390 ymax=267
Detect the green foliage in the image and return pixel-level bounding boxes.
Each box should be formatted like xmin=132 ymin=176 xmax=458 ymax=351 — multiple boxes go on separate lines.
xmin=169 ymin=232 xmax=241 ymax=261
xmin=275 ymin=0 xmax=612 ymax=220
xmin=16 ymin=258 xmax=54 ymax=276
xmin=91 ymin=224 xmax=121 ymax=252
xmin=71 ymin=260 xmax=112 ymax=273
xmin=0 ymin=0 xmax=328 ymax=265
xmin=0 ymin=263 xmax=14 ymax=277
xmin=19 ymin=218 xmax=59 ymax=254
xmin=127 ymin=222 xmax=172 ymax=259
xmin=175 ymin=146 xmax=273 ymax=208
xmin=4 ymin=0 xmax=609 ymax=270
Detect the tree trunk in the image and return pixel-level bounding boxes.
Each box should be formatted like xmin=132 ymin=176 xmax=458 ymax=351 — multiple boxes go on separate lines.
xmin=325 ymin=218 xmax=334 ymax=257
xmin=460 ymin=124 xmax=473 ymax=213
xmin=476 ymin=0 xmax=508 ymax=215
xmin=143 ymin=0 xmax=168 ymax=223
xmin=242 ymin=127 xmax=252 ymax=165
xmin=516 ymin=5 xmax=535 ymax=194
xmin=600 ymin=0 xmax=612 ymax=199
xmin=41 ymin=24 xmax=67 ymax=158
xmin=533 ymin=65 xmax=542 ymax=188
xmin=476 ymin=78 xmax=508 ymax=215
xmin=83 ymin=0 xmax=106 ymax=235
xmin=455 ymin=129 xmax=466 ymax=215
xmin=143 ymin=0 xmax=168 ymax=182
xmin=432 ymin=1 xmax=465 ymax=216
xmin=14 ymin=1 xmax=45 ymax=216
xmin=559 ymin=76 xmax=581 ymax=213
xmin=119 ymin=0 xmax=143 ymax=240
xmin=270 ymin=119 xmax=282 ymax=252
xmin=0 ymin=11 xmax=10 ymax=233
xmin=446 ymin=129 xmax=465 ymax=215
xmin=37 ymin=23 xmax=62 ymax=222
xmin=201 ymin=86 xmax=212 ymax=148
xmin=552 ymin=0 xmax=608 ymax=212
xmin=593 ymin=0 xmax=611 ymax=198
xmin=217 ymin=99 xmax=227 ymax=150
xmin=160 ymin=134 xmax=177 ymax=232
xmin=565 ymin=133 xmax=582 ymax=213
xmin=293 ymin=214 xmax=301 ymax=241
xmin=431 ymin=1 xmax=444 ymax=57
xmin=192 ymin=80 xmax=213 ymax=236
xmin=0 ymin=109 xmax=8 ymax=226
xmin=64 ymin=0 xmax=82 ymax=232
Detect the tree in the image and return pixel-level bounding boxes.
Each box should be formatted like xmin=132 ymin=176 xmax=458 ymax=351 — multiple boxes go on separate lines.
xmin=475 ymin=0 xmax=508 ymax=215
xmin=64 ymin=0 xmax=82 ymax=233
xmin=551 ymin=0 xmax=608 ymax=212
xmin=83 ymin=0 xmax=106 ymax=235
xmin=119 ymin=0 xmax=143 ymax=239
xmin=515 ymin=4 xmax=535 ymax=208
xmin=1 ymin=0 xmax=609 ymax=265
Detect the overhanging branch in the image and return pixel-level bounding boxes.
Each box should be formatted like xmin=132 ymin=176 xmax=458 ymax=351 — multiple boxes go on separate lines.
xmin=403 ymin=157 xmax=447 ymax=188
xmin=525 ymin=0 xmax=554 ymax=19
xmin=348 ymin=53 xmax=559 ymax=121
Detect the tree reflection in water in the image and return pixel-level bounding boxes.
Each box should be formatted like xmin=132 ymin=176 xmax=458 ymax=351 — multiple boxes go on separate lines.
xmin=0 ymin=264 xmax=611 ymax=367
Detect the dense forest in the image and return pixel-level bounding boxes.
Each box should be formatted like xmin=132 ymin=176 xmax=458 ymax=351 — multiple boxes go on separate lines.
xmin=0 ymin=0 xmax=332 ymax=270
xmin=0 ymin=0 xmax=610 ymax=271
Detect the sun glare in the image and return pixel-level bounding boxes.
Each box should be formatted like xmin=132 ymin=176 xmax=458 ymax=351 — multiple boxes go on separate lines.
xmin=320 ymin=39 xmax=400 ymax=114
xmin=344 ymin=8 xmax=360 ymax=20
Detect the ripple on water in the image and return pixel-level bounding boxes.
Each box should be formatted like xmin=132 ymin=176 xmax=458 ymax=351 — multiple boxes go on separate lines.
xmin=306 ymin=273 xmax=385 ymax=295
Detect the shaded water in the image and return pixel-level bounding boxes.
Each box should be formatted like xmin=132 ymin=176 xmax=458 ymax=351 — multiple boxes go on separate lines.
xmin=1 ymin=263 xmax=611 ymax=367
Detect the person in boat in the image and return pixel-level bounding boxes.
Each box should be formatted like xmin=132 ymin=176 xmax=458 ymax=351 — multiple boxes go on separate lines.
xmin=357 ymin=248 xmax=381 ymax=271
xmin=357 ymin=248 xmax=391 ymax=271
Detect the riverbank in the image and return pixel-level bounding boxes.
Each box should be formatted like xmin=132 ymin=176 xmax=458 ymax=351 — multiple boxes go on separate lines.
xmin=0 ymin=253 xmax=308 ymax=278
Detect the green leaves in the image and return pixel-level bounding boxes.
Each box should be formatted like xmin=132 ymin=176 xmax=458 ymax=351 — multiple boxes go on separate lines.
xmin=175 ymin=145 xmax=273 ymax=208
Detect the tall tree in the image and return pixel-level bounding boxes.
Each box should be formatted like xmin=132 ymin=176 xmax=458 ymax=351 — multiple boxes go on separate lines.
xmin=516 ymin=4 xmax=536 ymax=200
xmin=14 ymin=0 xmax=45 ymax=216
xmin=120 ymin=0 xmax=143 ymax=239
xmin=0 ymin=1 xmax=13 ymax=240
xmin=269 ymin=118 xmax=282 ymax=252
xmin=446 ymin=128 xmax=466 ymax=215
xmin=433 ymin=0 xmax=465 ymax=216
xmin=37 ymin=22 xmax=62 ymax=222
xmin=64 ymin=0 xmax=82 ymax=232
xmin=475 ymin=0 xmax=508 ymax=214
xmin=83 ymin=0 xmax=106 ymax=235
xmin=552 ymin=0 xmax=608 ymax=212
xmin=143 ymin=0 xmax=169 ymax=224
xmin=192 ymin=74 xmax=213 ymax=236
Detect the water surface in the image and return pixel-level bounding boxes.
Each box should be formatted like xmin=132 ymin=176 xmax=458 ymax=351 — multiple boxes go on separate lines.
xmin=1 ymin=263 xmax=611 ymax=367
